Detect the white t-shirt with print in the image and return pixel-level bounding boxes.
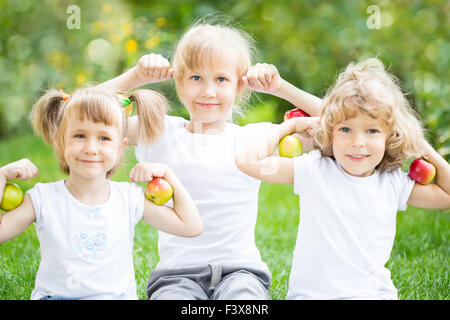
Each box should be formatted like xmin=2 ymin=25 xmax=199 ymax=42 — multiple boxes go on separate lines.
xmin=287 ymin=150 xmax=415 ymax=300
xmin=135 ymin=115 xmax=272 ymax=273
xmin=27 ymin=180 xmax=145 ymax=300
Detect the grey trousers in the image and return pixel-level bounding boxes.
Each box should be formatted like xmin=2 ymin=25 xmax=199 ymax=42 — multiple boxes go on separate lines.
xmin=146 ymin=264 xmax=271 ymax=300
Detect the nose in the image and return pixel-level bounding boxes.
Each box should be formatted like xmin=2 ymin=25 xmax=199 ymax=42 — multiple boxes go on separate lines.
xmin=351 ymin=132 xmax=366 ymax=148
xmin=201 ymin=82 xmax=216 ymax=98
xmin=83 ymin=137 xmax=98 ymax=154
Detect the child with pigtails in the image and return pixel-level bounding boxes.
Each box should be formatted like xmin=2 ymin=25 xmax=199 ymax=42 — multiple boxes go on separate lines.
xmin=98 ymin=19 xmax=323 ymax=300
xmin=0 ymin=87 xmax=202 ymax=300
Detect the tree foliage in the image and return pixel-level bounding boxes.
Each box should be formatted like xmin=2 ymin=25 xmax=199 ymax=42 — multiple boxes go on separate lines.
xmin=0 ymin=0 xmax=448 ymax=158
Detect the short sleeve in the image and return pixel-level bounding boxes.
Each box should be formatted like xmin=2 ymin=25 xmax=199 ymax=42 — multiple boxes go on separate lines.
xmin=390 ymin=169 xmax=415 ymax=211
xmin=240 ymin=122 xmax=273 ymax=143
xmin=26 ymin=183 xmax=46 ymax=229
xmin=128 ymin=182 xmax=145 ymax=225
xmin=135 ymin=115 xmax=185 ymax=163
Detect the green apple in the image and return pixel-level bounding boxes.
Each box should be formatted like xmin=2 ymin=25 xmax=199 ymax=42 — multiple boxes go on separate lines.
xmin=1 ymin=182 xmax=24 ymax=211
xmin=145 ymin=178 xmax=173 ymax=205
xmin=279 ymin=135 xmax=303 ymax=158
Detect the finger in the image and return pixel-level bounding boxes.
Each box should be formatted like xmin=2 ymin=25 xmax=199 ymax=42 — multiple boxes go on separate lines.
xmin=129 ymin=168 xmax=136 ymax=182
xmin=156 ymin=57 xmax=167 ymax=79
xmin=257 ymin=67 xmax=269 ymax=89
xmin=141 ymin=56 xmax=149 ymax=75
xmin=24 ymin=167 xmax=32 ymax=180
xmin=167 ymin=68 xmax=174 ymax=79
xmin=241 ymin=76 xmax=249 ymax=88
xmin=151 ymin=167 xmax=164 ymax=178
xmin=246 ymin=69 xmax=258 ymax=88
xmin=139 ymin=169 xmax=148 ymax=183
xmin=264 ymin=65 xmax=275 ymax=87
xmin=148 ymin=55 xmax=157 ymax=76
xmin=160 ymin=59 xmax=171 ymax=79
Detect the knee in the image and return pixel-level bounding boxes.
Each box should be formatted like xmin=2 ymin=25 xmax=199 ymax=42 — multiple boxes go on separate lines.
xmin=215 ymin=273 xmax=270 ymax=300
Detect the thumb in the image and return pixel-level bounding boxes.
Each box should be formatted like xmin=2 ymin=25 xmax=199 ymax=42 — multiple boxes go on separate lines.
xmin=167 ymin=68 xmax=174 ymax=79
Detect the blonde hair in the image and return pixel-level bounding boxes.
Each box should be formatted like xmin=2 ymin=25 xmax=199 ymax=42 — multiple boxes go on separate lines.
xmin=314 ymin=57 xmax=426 ymax=171
xmin=172 ymin=17 xmax=256 ymax=114
xmin=31 ymin=86 xmax=167 ymax=178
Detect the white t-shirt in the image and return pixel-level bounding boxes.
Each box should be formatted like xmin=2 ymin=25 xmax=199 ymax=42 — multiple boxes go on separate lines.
xmin=27 ymin=180 xmax=145 ymax=300
xmin=287 ymin=150 xmax=415 ymax=300
xmin=135 ymin=115 xmax=271 ymax=273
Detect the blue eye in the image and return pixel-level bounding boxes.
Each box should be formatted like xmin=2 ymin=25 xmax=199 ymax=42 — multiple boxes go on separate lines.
xmin=74 ymin=134 xmax=85 ymax=138
xmin=217 ymin=76 xmax=226 ymax=82
xmin=340 ymin=127 xmax=350 ymax=133
xmin=368 ymin=129 xmax=378 ymax=134
xmin=191 ymin=75 xmax=201 ymax=81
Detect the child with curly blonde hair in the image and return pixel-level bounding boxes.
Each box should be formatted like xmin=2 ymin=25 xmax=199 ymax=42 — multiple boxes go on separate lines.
xmin=236 ymin=58 xmax=450 ymax=299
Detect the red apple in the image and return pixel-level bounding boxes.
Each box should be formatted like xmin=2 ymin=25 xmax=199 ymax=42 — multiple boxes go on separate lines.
xmin=279 ymin=135 xmax=303 ymax=158
xmin=1 ymin=182 xmax=24 ymax=211
xmin=145 ymin=178 xmax=173 ymax=205
xmin=408 ymin=158 xmax=436 ymax=185
xmin=284 ymin=108 xmax=310 ymax=121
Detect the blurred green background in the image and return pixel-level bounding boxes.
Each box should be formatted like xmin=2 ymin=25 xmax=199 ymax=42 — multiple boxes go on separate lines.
xmin=0 ymin=0 xmax=449 ymax=158
xmin=0 ymin=0 xmax=449 ymax=300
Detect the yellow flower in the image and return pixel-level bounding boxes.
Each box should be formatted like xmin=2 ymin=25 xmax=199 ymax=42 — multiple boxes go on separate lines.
xmin=145 ymin=36 xmax=160 ymax=49
xmin=92 ymin=20 xmax=104 ymax=34
xmin=156 ymin=17 xmax=166 ymax=27
xmin=125 ymin=39 xmax=138 ymax=52
xmin=46 ymin=51 xmax=71 ymax=71
xmin=121 ymin=21 xmax=133 ymax=36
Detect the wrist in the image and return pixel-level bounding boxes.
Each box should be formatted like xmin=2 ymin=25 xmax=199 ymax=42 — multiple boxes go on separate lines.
xmin=269 ymin=78 xmax=289 ymax=98
xmin=0 ymin=169 xmax=7 ymax=185
xmin=130 ymin=67 xmax=146 ymax=87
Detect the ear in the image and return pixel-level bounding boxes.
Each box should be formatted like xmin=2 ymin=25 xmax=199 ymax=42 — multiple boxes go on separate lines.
xmin=122 ymin=137 xmax=128 ymax=149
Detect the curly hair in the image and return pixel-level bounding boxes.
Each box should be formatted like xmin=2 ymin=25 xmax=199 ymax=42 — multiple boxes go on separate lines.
xmin=314 ymin=58 xmax=426 ymax=171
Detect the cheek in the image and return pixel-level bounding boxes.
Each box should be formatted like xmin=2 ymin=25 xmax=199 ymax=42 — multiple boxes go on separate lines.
xmin=331 ymin=134 xmax=344 ymax=152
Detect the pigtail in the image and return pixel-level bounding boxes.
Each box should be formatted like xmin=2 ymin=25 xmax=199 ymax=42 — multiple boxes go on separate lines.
xmin=31 ymin=88 xmax=66 ymax=145
xmin=129 ymin=89 xmax=168 ymax=145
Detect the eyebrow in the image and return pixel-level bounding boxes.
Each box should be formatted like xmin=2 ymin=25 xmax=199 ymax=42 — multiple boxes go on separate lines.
xmin=69 ymin=128 xmax=115 ymax=135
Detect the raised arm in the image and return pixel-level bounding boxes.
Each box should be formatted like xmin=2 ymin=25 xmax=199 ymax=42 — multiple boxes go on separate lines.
xmin=242 ymin=63 xmax=323 ymax=117
xmin=97 ymin=53 xmax=174 ymax=92
xmin=0 ymin=159 xmax=38 ymax=243
xmin=235 ymin=117 xmax=318 ymax=184
xmin=129 ymin=163 xmax=202 ymax=237
xmin=407 ymin=140 xmax=450 ymax=210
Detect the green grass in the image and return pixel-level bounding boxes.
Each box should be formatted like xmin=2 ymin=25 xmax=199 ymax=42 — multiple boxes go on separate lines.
xmin=0 ymin=133 xmax=448 ymax=300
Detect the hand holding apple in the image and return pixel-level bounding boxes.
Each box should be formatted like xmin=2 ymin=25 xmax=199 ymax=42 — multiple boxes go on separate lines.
xmin=0 ymin=159 xmax=38 ymax=211
xmin=279 ymin=135 xmax=303 ymax=158
xmin=129 ymin=163 xmax=174 ymax=205
xmin=408 ymin=158 xmax=436 ymax=185
xmin=1 ymin=182 xmax=23 ymax=211
xmin=145 ymin=177 xmax=174 ymax=205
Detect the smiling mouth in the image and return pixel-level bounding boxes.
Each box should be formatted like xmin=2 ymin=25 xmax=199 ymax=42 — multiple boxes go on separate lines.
xmin=346 ymin=154 xmax=370 ymax=161
xmin=78 ymin=160 xmax=102 ymax=164
xmin=195 ymin=102 xmax=220 ymax=109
